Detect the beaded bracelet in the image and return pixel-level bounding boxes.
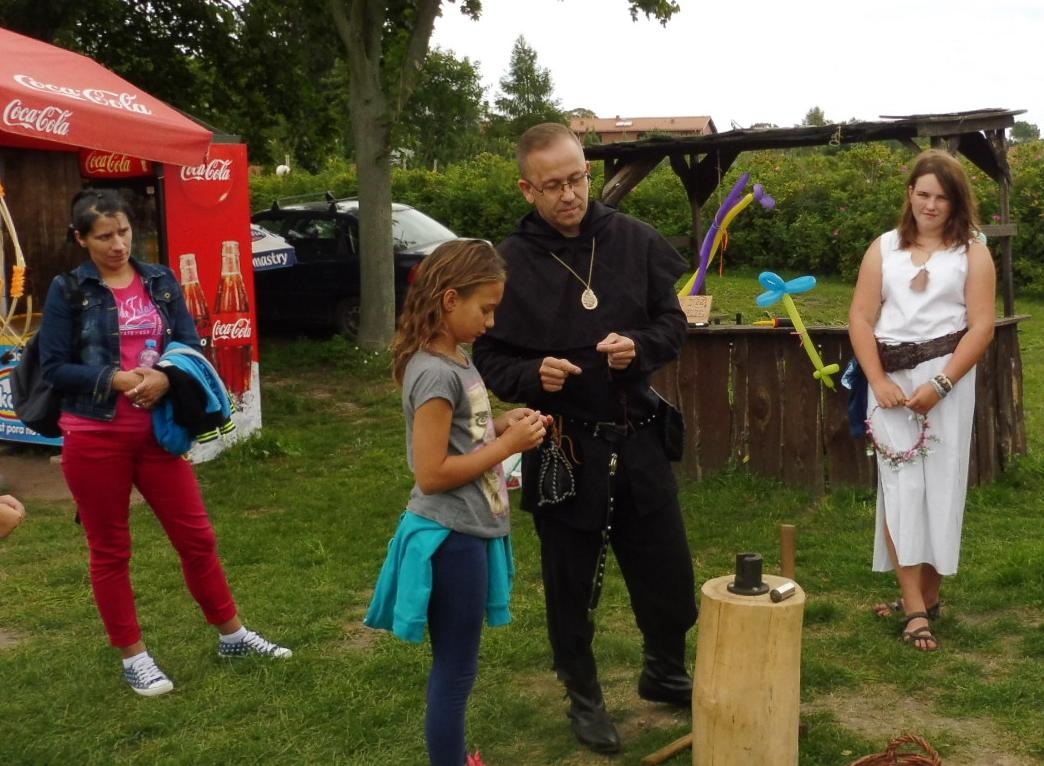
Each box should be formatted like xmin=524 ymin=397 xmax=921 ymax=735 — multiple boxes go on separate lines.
xmin=864 ymin=406 xmax=939 ymax=470
xmin=933 ymin=373 xmax=953 ymax=393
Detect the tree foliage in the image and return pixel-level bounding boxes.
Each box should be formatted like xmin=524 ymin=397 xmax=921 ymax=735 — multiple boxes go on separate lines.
xmin=1011 ymin=121 xmax=1040 ymax=145
xmin=396 ymin=48 xmax=486 ymax=169
xmin=491 ymin=35 xmax=565 ymax=135
xmin=801 ymin=106 xmax=828 ymax=127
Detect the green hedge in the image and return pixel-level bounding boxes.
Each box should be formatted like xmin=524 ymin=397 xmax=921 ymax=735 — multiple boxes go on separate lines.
xmin=250 ymin=141 xmax=1044 ymax=291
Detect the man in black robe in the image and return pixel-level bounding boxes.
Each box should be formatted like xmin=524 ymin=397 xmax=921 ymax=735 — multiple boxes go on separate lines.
xmin=473 ymin=123 xmax=698 ymax=754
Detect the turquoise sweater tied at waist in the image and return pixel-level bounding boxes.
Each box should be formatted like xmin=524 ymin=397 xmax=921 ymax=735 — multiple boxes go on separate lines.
xmin=364 ymin=511 xmax=514 ymax=643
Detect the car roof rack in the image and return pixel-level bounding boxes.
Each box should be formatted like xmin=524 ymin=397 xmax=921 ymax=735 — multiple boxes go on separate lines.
xmin=268 ymin=190 xmax=347 ymax=212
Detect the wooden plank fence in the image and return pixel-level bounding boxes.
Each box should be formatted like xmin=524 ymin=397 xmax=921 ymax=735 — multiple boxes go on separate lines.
xmin=653 ymin=317 xmax=1028 ymax=491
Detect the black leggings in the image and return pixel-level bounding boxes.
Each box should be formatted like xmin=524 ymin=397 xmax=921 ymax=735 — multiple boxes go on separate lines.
xmin=426 ymin=532 xmax=488 ymax=766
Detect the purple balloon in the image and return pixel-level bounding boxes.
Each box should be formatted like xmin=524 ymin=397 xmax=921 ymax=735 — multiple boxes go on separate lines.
xmin=689 ymin=173 xmax=751 ymax=295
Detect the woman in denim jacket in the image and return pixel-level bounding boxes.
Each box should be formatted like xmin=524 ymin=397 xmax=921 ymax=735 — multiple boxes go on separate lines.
xmin=38 ymin=189 xmax=290 ymax=697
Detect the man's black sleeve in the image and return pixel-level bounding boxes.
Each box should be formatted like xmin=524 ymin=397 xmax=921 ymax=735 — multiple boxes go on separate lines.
xmin=473 ymin=335 xmax=547 ymax=406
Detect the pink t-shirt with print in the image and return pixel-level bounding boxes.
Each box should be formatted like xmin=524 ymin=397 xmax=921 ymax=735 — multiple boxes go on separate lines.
xmin=60 ymin=273 xmax=165 ymax=431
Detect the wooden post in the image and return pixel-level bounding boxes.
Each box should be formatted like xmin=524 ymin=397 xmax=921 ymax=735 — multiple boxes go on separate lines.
xmin=998 ymin=176 xmax=1015 ymax=317
xmin=694 ymin=575 xmax=805 ymax=766
xmin=780 ymin=525 xmax=796 ymax=580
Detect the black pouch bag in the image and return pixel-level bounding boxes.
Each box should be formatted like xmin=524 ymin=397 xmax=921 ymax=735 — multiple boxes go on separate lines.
xmin=651 ymin=388 xmax=685 ymax=461
xmin=536 ymin=420 xmax=577 ymax=507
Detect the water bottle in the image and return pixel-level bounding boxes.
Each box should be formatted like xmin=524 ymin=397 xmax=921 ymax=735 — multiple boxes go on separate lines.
xmin=137 ymin=339 xmax=160 ymax=368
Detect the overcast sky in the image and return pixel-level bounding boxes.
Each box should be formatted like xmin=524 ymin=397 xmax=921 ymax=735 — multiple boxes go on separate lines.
xmin=430 ymin=0 xmax=1042 ymax=132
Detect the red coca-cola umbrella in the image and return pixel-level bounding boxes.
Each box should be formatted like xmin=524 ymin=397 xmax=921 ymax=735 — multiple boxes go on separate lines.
xmin=0 ymin=27 xmax=211 ymax=166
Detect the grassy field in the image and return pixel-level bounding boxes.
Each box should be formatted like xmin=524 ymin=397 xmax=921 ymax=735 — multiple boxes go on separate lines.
xmin=0 ymin=271 xmax=1040 ymax=765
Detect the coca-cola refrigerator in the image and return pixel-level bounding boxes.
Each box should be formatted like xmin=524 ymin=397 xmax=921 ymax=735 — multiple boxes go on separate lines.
xmin=161 ymin=143 xmax=261 ymax=461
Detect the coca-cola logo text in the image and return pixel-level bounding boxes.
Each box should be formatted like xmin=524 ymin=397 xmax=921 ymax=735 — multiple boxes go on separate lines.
xmin=212 ymin=317 xmax=253 ymax=343
xmin=180 ymin=159 xmax=233 ymax=183
xmin=83 ymin=152 xmax=151 ymax=176
xmin=2 ymin=99 xmax=72 ymax=136
xmin=14 ymin=74 xmax=151 ymax=115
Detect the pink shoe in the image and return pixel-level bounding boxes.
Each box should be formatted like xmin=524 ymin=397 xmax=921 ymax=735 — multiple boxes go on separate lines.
xmin=466 ymin=751 xmax=487 ymax=766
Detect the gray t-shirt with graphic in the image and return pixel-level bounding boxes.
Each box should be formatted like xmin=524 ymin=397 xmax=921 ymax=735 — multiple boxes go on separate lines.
xmin=402 ymin=349 xmax=509 ymax=538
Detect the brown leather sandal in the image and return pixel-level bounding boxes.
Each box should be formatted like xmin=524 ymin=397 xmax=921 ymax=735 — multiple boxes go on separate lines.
xmin=901 ymin=611 xmax=939 ymax=652
xmin=874 ymin=598 xmax=941 ymax=620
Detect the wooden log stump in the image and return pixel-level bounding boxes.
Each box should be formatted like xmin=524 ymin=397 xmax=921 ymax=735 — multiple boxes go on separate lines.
xmin=694 ymin=574 xmax=805 ymax=766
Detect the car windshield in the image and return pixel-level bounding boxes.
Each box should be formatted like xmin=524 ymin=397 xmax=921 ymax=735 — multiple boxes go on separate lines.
xmin=392 ymin=208 xmax=455 ymax=252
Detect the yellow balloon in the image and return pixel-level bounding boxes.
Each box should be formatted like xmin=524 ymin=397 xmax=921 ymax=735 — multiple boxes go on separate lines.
xmin=781 ymin=294 xmax=838 ymax=390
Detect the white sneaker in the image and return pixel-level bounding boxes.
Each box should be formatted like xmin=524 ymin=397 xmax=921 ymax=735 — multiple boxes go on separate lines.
xmin=123 ymin=655 xmax=174 ymax=697
xmin=218 ymin=629 xmax=292 ymax=659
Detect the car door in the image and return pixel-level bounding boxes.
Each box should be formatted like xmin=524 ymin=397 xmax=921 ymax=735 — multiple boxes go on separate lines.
xmin=273 ymin=213 xmax=343 ymax=324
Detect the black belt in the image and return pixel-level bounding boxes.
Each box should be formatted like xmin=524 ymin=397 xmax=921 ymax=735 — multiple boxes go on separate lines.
xmin=565 ymin=411 xmax=659 ymax=441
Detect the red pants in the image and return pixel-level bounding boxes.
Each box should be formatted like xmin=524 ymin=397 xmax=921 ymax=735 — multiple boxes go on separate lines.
xmin=61 ymin=426 xmax=237 ymax=647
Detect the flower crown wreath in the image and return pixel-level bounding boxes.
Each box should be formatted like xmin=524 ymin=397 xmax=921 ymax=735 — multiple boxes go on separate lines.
xmin=864 ymin=406 xmax=939 ymax=470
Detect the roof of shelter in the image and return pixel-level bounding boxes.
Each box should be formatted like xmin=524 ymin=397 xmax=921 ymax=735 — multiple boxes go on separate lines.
xmin=582 ymin=108 xmax=1024 ymax=209
xmin=583 ymin=109 xmax=1021 ymax=161
xmin=571 ymin=115 xmax=716 ymax=136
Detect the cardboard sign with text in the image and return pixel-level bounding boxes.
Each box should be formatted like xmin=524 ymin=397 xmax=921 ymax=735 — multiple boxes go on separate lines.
xmin=679 ymin=295 xmax=713 ymax=325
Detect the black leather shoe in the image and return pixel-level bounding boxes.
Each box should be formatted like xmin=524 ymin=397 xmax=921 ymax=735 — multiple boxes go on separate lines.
xmin=638 ymin=644 xmax=693 ymax=708
xmin=566 ymin=686 xmax=621 ymax=754
xmin=637 ymin=666 xmax=693 ymax=708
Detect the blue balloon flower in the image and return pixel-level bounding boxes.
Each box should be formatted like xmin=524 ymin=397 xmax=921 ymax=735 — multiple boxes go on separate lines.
xmin=755 ymin=271 xmax=816 ymax=307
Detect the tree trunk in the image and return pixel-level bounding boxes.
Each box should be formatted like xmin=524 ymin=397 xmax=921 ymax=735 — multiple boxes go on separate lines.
xmin=351 ymin=97 xmax=396 ymax=350
xmin=332 ymin=0 xmax=442 ymax=350
xmin=336 ymin=0 xmax=397 ymax=350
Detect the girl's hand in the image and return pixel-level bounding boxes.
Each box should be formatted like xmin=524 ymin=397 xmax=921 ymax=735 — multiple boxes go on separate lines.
xmin=870 ymin=377 xmax=907 ymax=409
xmin=496 ymin=408 xmax=552 ymax=435
xmin=905 ymin=383 xmax=941 ymax=416
xmin=500 ymin=410 xmax=547 ymax=453
xmin=125 ymin=367 xmax=170 ymax=410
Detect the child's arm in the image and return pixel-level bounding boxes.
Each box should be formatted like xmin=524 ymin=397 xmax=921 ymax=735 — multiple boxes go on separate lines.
xmin=412 ymin=399 xmax=546 ymax=495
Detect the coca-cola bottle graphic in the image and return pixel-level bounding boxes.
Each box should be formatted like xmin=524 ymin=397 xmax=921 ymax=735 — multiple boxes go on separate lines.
xmin=212 ymin=240 xmax=253 ymax=402
xmin=178 ymin=253 xmax=213 ymax=361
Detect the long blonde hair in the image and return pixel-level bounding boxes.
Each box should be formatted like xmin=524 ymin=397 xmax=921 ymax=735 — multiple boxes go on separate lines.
xmin=391 ymin=239 xmax=506 ymax=385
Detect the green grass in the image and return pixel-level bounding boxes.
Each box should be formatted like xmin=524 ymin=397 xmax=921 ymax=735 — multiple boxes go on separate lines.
xmin=0 ymin=278 xmax=1041 ymax=765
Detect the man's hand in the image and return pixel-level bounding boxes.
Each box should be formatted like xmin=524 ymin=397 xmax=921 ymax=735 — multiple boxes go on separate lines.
xmin=596 ymin=333 xmax=636 ymax=370
xmin=539 ymin=357 xmax=582 ymax=392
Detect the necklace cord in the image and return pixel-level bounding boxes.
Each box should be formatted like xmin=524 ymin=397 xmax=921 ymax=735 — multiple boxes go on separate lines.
xmin=547 ymin=238 xmax=596 ymax=290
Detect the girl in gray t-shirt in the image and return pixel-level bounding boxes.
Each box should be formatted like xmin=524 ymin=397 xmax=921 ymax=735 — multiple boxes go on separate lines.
xmin=376 ymin=240 xmax=548 ymax=766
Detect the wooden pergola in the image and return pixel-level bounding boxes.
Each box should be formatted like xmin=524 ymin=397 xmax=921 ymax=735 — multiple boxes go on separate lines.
xmin=584 ymin=109 xmax=1029 ymax=490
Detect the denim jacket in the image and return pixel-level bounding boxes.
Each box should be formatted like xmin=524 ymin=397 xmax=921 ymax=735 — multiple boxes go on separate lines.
xmin=38 ymin=258 xmax=201 ymax=421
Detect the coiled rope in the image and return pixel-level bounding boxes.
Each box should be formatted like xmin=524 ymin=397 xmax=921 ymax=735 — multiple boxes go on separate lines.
xmin=849 ymin=734 xmax=943 ymax=766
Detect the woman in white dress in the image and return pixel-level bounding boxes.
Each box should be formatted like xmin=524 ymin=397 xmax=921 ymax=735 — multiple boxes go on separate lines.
xmin=849 ymin=149 xmax=995 ymax=651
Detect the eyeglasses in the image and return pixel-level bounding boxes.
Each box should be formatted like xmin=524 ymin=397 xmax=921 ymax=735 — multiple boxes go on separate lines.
xmin=526 ymin=171 xmax=591 ymax=198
